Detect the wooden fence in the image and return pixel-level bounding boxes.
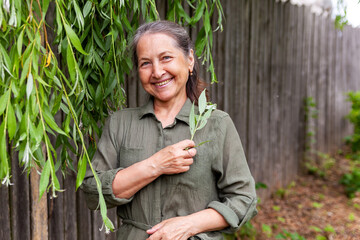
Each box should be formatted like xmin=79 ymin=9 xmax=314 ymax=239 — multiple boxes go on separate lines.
xmin=1 ymin=0 xmax=360 ymax=239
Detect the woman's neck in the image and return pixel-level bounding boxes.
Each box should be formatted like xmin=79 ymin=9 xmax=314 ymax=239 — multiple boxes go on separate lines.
xmin=153 ymin=97 xmax=187 ymax=128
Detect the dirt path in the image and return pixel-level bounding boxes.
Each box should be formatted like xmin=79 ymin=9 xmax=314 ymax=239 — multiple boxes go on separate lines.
xmin=246 ymin=153 xmax=360 ymax=240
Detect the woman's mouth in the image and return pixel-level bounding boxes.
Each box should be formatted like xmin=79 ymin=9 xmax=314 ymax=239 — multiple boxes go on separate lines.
xmin=154 ymin=78 xmax=173 ymax=87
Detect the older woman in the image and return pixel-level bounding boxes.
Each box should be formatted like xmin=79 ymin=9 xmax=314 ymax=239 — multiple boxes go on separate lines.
xmin=82 ymin=21 xmax=257 ymax=240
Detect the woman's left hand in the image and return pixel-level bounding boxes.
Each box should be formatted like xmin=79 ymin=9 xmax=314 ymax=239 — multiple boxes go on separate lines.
xmin=146 ymin=216 xmax=195 ymax=240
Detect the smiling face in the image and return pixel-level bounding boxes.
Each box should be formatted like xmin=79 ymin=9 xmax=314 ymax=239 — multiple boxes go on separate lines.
xmin=136 ymin=33 xmax=194 ymax=105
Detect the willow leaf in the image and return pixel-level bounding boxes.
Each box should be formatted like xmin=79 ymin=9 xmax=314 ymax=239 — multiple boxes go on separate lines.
xmin=64 ymin=23 xmax=87 ymax=55
xmin=17 ymin=29 xmax=24 ymax=56
xmin=83 ymin=1 xmax=92 ymax=18
xmin=43 ymin=107 xmax=67 ymax=136
xmin=39 ymin=159 xmax=51 ymax=199
xmin=189 ymin=102 xmax=195 ymax=136
xmin=198 ymin=89 xmax=206 ymax=114
xmin=7 ymin=103 xmax=16 ymax=140
xmin=26 ymin=73 xmax=33 ymax=100
xmin=0 ymin=122 xmax=8 ymax=179
xmin=190 ymin=0 xmax=205 ymax=25
xmin=197 ymin=119 xmax=207 ymax=131
xmin=76 ymin=154 xmax=87 ymax=190
xmin=0 ymin=90 xmax=10 ymax=116
xmin=66 ymin=46 xmax=76 ymax=83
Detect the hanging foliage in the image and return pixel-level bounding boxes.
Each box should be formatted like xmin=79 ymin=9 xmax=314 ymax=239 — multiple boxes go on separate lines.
xmin=0 ymin=0 xmax=223 ymax=232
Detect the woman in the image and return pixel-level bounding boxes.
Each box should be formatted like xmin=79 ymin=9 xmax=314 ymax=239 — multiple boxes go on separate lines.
xmin=82 ymin=20 xmax=257 ymax=240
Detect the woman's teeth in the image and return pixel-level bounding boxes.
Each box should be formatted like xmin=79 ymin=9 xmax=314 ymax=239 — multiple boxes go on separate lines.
xmin=155 ymin=79 xmax=171 ymax=86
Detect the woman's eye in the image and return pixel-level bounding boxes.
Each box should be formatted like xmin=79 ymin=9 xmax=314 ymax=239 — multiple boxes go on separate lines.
xmin=140 ymin=61 xmax=150 ymax=67
xmin=163 ymin=56 xmax=172 ymax=61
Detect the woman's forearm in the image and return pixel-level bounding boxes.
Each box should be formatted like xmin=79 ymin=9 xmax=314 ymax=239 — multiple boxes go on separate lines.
xmin=146 ymin=208 xmax=229 ymax=239
xmin=187 ymin=208 xmax=229 ymax=235
xmin=112 ymin=158 xmax=159 ymax=199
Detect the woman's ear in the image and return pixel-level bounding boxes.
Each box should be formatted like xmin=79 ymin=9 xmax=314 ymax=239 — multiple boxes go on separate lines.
xmin=188 ymin=49 xmax=195 ymax=72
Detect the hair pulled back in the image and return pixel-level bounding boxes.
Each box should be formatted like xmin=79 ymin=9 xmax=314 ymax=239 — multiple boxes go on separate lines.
xmin=131 ymin=20 xmax=207 ymax=104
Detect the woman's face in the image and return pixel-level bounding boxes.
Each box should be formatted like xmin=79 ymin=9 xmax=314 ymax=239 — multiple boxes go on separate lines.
xmin=136 ymin=33 xmax=194 ymax=104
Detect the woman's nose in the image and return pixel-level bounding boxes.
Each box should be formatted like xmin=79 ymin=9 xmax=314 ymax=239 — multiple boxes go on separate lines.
xmin=152 ymin=62 xmax=165 ymax=78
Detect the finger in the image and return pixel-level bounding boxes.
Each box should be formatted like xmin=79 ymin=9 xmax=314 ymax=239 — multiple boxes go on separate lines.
xmin=177 ymin=139 xmax=195 ymax=149
xmin=146 ymin=222 xmax=163 ymax=235
xmin=186 ymin=148 xmax=196 ymax=158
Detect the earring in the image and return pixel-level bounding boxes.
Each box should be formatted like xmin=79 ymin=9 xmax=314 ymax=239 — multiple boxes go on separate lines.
xmin=190 ymin=71 xmax=193 ymax=76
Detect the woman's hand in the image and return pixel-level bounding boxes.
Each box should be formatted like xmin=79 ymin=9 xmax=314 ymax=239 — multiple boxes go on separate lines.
xmin=149 ymin=139 xmax=196 ymax=175
xmin=146 ymin=216 xmax=194 ymax=240
xmin=112 ymin=139 xmax=196 ymax=199
xmin=146 ymin=209 xmax=229 ymax=240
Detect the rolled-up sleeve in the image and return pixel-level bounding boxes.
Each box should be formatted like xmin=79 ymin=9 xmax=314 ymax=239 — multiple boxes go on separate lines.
xmin=208 ymin=115 xmax=257 ymax=233
xmin=81 ymin=114 xmax=134 ymax=210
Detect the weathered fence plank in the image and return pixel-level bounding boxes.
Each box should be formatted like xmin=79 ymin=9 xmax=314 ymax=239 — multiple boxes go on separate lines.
xmin=10 ymin=152 xmax=31 ymax=240
xmin=0 ymin=184 xmax=11 ymax=240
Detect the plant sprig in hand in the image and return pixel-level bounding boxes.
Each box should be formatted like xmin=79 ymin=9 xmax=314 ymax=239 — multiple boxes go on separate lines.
xmin=188 ymin=89 xmax=216 ymax=148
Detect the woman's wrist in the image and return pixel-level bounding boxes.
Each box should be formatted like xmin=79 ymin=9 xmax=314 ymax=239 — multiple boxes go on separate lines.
xmin=144 ymin=156 xmax=162 ymax=178
xmin=186 ymin=209 xmax=229 ymax=236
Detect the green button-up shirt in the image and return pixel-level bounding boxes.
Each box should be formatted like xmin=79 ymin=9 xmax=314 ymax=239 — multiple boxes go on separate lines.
xmin=82 ymin=99 xmax=257 ymax=240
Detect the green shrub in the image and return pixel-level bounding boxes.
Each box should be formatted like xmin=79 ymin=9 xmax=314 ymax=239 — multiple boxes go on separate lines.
xmin=238 ymin=221 xmax=257 ymax=240
xmin=346 ymin=91 xmax=360 ymax=153
xmin=340 ymin=167 xmax=360 ymax=198
xmin=275 ymin=230 xmax=306 ymax=240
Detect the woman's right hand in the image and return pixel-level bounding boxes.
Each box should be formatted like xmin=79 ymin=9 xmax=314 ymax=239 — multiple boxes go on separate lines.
xmin=113 ymin=140 xmax=196 ymax=199
xmin=149 ymin=139 xmax=196 ymax=176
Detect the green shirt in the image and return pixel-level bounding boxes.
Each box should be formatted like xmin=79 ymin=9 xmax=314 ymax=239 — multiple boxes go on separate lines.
xmin=82 ymin=99 xmax=257 ymax=240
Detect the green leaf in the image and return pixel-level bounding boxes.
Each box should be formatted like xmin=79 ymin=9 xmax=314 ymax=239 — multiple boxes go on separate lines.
xmin=197 ymin=119 xmax=207 ymax=131
xmin=195 ymin=27 xmax=206 ymax=57
xmin=204 ymin=8 xmax=211 ymax=33
xmin=315 ymin=235 xmax=327 ymax=240
xmin=66 ymin=47 xmax=76 ymax=82
xmin=20 ymin=57 xmax=31 ymax=85
xmin=99 ymin=0 xmax=109 ymax=8
xmin=76 ymin=154 xmax=87 ymax=190
xmin=7 ymin=104 xmax=16 ymax=140
xmin=198 ymin=89 xmax=206 ymax=114
xmin=55 ymin=6 xmax=62 ymax=35
xmin=73 ymin=1 xmax=84 ymax=30
xmin=42 ymin=0 xmax=50 ymax=14
xmin=64 ymin=23 xmax=87 ymax=55
xmin=43 ymin=107 xmax=67 ymax=136
xmin=39 ymin=159 xmax=51 ymax=199
xmin=51 ymin=91 xmax=63 ymax=115
xmin=190 ymin=0 xmax=205 ymax=25
xmin=324 ymin=224 xmax=335 ymax=233
xmin=95 ymin=85 xmax=103 ymax=106
xmin=83 ymin=1 xmax=92 ymax=18
xmin=17 ymin=28 xmax=24 ymax=56
xmin=0 ymin=122 xmax=8 ymax=178
xmin=0 ymin=90 xmax=10 ymax=116
xmin=26 ymin=73 xmax=33 ymax=99
xmin=189 ymin=102 xmax=195 ymax=136
xmin=0 ymin=44 xmax=11 ymax=69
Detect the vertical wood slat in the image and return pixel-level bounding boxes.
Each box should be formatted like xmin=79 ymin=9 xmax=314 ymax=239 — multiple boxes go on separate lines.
xmin=247 ymin=0 xmax=257 ymax=180
xmin=10 ymin=152 xmax=31 ymax=240
xmin=30 ymin=166 xmax=48 ymax=240
xmin=48 ymin=113 xmax=64 ymax=240
xmin=64 ymin=171 xmax=77 ymax=239
xmin=0 ymin=184 xmax=11 ymax=240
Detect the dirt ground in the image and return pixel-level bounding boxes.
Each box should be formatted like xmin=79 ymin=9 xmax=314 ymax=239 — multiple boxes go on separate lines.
xmin=246 ymin=152 xmax=360 ymax=240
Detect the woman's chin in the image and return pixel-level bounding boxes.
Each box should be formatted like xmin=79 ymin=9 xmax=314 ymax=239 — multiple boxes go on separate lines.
xmin=152 ymin=92 xmax=187 ymax=104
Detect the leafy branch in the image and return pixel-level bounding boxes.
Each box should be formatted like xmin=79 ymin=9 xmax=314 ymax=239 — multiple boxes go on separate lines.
xmin=0 ymin=0 xmax=224 ymax=233
xmin=189 ymin=89 xmax=216 ymax=144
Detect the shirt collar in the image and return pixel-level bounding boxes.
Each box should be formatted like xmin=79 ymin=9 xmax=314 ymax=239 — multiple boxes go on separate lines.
xmin=139 ymin=98 xmax=194 ymax=126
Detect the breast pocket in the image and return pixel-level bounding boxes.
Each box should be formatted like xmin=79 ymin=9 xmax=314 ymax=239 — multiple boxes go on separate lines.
xmin=118 ymin=146 xmax=145 ymax=168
